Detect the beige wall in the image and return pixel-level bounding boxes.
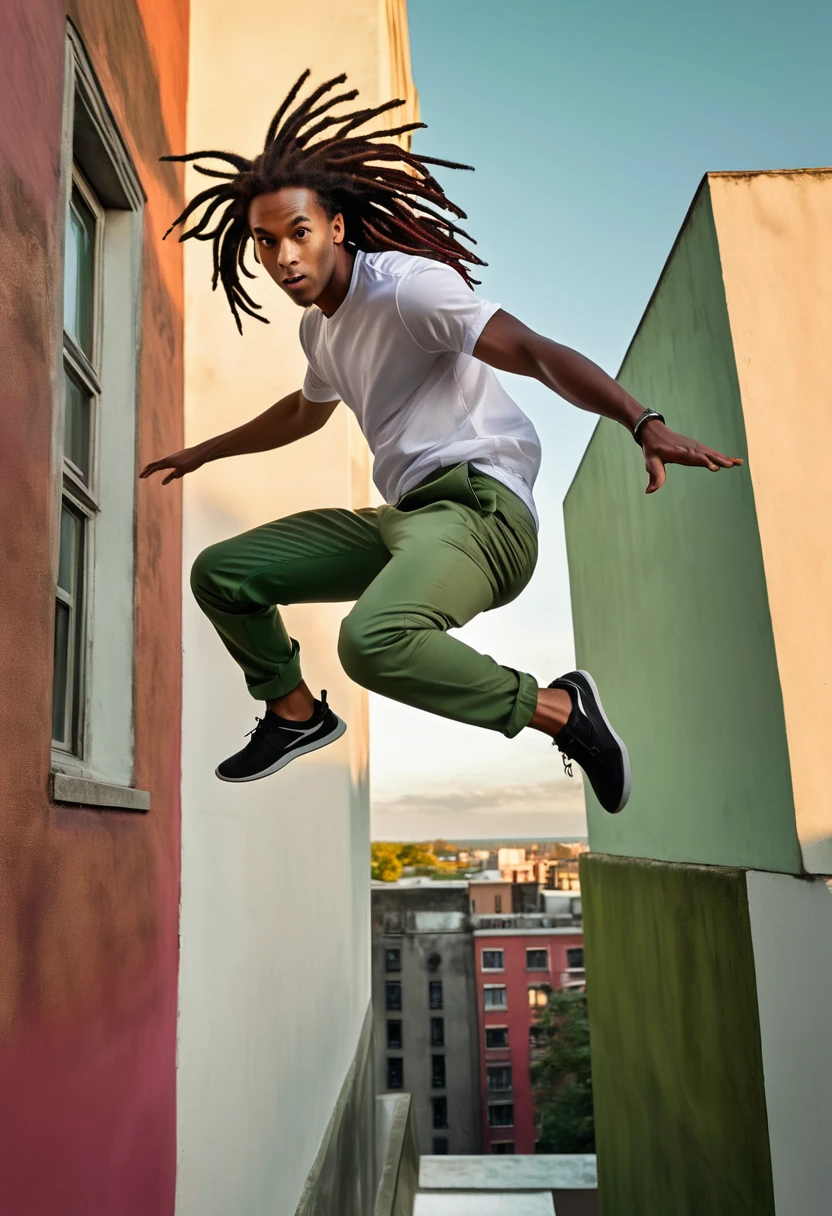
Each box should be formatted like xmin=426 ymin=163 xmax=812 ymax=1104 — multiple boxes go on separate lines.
xmin=176 ymin=3 xmax=418 ymax=1213
xmin=469 ymin=881 xmax=513 ymax=915
xmin=711 ymin=170 xmax=832 ymax=873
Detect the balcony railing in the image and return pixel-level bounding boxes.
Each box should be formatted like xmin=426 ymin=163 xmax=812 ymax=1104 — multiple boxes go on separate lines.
xmin=472 ymin=913 xmax=582 ymax=931
xmin=560 ymin=967 xmax=586 ymax=990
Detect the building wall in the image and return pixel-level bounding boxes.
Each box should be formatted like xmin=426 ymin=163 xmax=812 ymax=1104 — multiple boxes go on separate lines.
xmin=372 ymin=886 xmax=483 ymax=1156
xmin=474 ymin=930 xmax=584 ymax=1154
xmin=469 ymin=880 xmax=513 ymax=915
xmin=175 ymin=3 xmax=418 ymax=1213
xmin=564 ymin=172 xmax=832 ymax=1214
xmin=0 ymin=2 xmax=187 ymax=1214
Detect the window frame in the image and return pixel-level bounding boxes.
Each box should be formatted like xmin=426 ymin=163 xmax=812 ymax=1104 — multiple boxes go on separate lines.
xmin=483 ymin=984 xmax=508 ymax=1011
xmin=485 ymin=1025 xmax=509 ymax=1050
xmin=431 ymin=1096 xmax=449 ymax=1130
xmin=487 ymin=1102 xmax=515 ymax=1129
xmin=428 ymin=979 xmax=443 ymax=1010
xmin=430 ymin=1016 xmax=445 ymax=1048
xmin=50 ymin=24 xmax=148 ymax=810
xmin=386 ymin=1056 xmax=404 ymax=1090
xmin=387 ymin=1019 xmax=403 ymax=1050
xmin=385 ymin=947 xmax=402 ymax=972
xmin=481 ymin=948 xmax=505 ymax=972
xmin=486 ymin=1064 xmax=512 ymax=1093
xmin=385 ymin=980 xmax=403 ymax=1012
xmin=431 ymin=1054 xmax=446 ymax=1090
xmin=526 ymin=947 xmax=550 ymax=972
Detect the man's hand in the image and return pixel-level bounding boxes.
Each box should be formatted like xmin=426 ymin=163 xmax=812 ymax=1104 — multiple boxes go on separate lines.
xmin=639 ymin=418 xmax=743 ymax=494
xmin=140 ymin=442 xmax=209 ymax=485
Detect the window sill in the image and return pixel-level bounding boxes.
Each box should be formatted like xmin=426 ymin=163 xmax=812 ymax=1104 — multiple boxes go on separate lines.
xmin=51 ymin=771 xmax=150 ymax=813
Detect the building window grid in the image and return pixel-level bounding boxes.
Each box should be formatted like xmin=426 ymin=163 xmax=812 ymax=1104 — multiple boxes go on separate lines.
xmin=428 ymin=980 xmax=443 ymax=1010
xmin=486 ymin=1065 xmax=512 ymax=1093
xmin=431 ymin=1054 xmax=446 ymax=1090
xmin=430 ymin=1017 xmax=445 ymax=1047
xmin=386 ymin=1057 xmax=403 ymax=1090
xmin=387 ymin=1020 xmax=402 ymax=1050
xmin=487 ymin=1103 xmax=514 ymax=1129
xmin=485 ymin=1025 xmax=509 ymax=1049
xmin=385 ymin=947 xmax=401 ymax=972
xmin=490 ymin=1140 xmax=515 ymax=1155
xmin=432 ymin=1096 xmax=448 ymax=1129
xmin=385 ymin=981 xmax=402 ymax=1011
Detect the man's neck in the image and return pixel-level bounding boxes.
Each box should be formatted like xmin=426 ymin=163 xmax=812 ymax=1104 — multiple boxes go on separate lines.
xmin=315 ymin=249 xmax=356 ymax=317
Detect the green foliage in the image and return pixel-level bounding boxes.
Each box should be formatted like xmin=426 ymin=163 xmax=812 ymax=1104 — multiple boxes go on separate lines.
xmin=531 ymin=989 xmax=595 ymax=1153
xmin=371 ymin=843 xmax=403 ymax=883
xmin=398 ymin=843 xmax=438 ymax=867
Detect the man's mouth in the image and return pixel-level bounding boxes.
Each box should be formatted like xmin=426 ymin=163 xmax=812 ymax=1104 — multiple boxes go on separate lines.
xmin=283 ymin=274 xmax=306 ymax=289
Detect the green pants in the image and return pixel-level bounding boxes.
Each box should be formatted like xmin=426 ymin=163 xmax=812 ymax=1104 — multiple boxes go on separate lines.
xmin=190 ymin=462 xmax=540 ymax=738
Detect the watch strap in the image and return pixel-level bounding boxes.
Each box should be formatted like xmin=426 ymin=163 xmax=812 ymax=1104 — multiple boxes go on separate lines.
xmin=632 ymin=409 xmax=665 ymax=446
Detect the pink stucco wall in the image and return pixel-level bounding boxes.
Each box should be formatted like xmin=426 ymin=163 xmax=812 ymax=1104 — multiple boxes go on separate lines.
xmin=0 ymin=3 xmax=187 ymax=1211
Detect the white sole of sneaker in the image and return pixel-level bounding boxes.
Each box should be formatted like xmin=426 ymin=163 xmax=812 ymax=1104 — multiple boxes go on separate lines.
xmin=576 ymin=668 xmax=631 ymax=813
xmin=214 ymin=716 xmax=347 ymax=783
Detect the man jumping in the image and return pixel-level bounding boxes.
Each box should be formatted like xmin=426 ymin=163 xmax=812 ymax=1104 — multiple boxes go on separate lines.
xmin=141 ymin=70 xmax=742 ymax=814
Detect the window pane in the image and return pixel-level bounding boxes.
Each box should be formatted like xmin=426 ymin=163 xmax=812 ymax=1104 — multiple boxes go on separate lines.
xmin=387 ymin=1020 xmax=402 ymax=1050
xmin=491 ymin=1141 xmax=515 ymax=1155
xmin=387 ymin=1057 xmax=403 ymax=1090
xmin=57 ymin=504 xmax=80 ymax=593
xmin=385 ymin=981 xmax=402 ymax=1012
xmin=64 ymin=186 xmax=96 ymax=357
xmin=431 ymin=1055 xmax=446 ymax=1089
xmin=64 ymin=371 xmax=92 ymax=480
xmin=487 ymin=1066 xmax=512 ymax=1092
xmin=484 ymin=987 xmax=507 ymax=1010
xmin=386 ymin=948 xmax=401 ymax=972
xmin=430 ymin=1017 xmax=445 ymax=1048
xmin=429 ymin=980 xmax=443 ymax=1010
xmin=487 ymin=1103 xmax=514 ymax=1128
xmin=527 ymin=949 xmax=548 ymax=970
xmin=432 ymin=1097 xmax=448 ymax=1129
xmin=52 ymin=599 xmax=71 ymax=742
xmin=483 ymin=950 xmax=504 ymax=970
xmin=485 ymin=1026 xmax=509 ymax=1049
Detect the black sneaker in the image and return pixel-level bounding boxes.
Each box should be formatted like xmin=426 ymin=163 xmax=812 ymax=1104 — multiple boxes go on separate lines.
xmin=549 ymin=670 xmax=631 ymax=814
xmin=215 ymin=691 xmax=346 ymax=783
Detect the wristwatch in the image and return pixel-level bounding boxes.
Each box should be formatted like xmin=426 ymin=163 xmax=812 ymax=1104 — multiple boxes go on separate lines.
xmin=632 ymin=409 xmax=665 ymax=446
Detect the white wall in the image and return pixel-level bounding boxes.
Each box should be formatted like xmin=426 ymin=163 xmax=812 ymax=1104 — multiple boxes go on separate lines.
xmin=746 ymin=870 xmax=832 ymax=1216
xmin=175 ymin=1 xmax=413 ymax=1210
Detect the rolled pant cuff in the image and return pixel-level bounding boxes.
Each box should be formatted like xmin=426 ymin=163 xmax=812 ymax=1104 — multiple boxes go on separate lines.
xmin=503 ymin=670 xmax=539 ymax=739
xmin=245 ymin=641 xmax=303 ymax=702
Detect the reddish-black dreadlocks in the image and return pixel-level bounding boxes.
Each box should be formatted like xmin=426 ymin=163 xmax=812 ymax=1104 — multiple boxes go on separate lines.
xmin=161 ymin=69 xmax=486 ymax=332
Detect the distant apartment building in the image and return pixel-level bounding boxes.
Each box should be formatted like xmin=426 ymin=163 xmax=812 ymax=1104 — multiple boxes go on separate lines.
xmin=473 ymin=912 xmax=584 ymax=1155
xmin=371 ymin=882 xmax=483 ymax=1155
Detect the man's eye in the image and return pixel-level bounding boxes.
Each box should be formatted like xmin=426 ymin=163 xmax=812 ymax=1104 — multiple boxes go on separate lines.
xmin=257 ymin=235 xmax=275 ymax=247
xmin=295 ymin=228 xmax=308 ymax=239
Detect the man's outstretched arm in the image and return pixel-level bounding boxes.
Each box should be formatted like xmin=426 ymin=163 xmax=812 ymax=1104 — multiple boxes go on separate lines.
xmin=140 ymin=390 xmax=340 ymax=485
xmin=473 ymin=309 xmax=742 ymax=493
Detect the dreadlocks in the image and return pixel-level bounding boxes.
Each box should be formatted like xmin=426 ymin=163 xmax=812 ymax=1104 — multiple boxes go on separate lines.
xmin=161 ymin=69 xmax=486 ymax=333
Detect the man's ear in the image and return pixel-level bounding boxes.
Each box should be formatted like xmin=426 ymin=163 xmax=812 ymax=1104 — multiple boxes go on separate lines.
xmin=332 ymin=213 xmax=346 ymax=246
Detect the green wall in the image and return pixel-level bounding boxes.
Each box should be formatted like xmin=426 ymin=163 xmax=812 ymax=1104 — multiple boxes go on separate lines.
xmin=581 ymin=853 xmax=774 ymax=1216
xmin=563 ymin=184 xmax=800 ymax=873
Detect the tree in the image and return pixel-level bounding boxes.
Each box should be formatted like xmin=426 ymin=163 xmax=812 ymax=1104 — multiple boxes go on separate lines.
xmin=531 ymin=989 xmax=595 ymax=1153
xmin=398 ymin=843 xmax=437 ymax=867
xmin=371 ymin=843 xmax=403 ymax=883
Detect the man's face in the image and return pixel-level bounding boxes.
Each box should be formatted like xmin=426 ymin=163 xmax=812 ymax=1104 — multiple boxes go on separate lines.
xmin=248 ymin=187 xmax=343 ymax=308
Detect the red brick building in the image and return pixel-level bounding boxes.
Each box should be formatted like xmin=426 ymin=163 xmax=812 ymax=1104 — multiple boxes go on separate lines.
xmin=474 ymin=926 xmax=584 ymax=1154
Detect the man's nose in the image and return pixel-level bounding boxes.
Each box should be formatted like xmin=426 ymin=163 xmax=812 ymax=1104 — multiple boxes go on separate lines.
xmin=278 ymin=241 xmax=298 ymax=268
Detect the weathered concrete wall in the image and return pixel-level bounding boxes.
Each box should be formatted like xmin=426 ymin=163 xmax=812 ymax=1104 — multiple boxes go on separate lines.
xmin=0 ymin=2 xmax=186 ymax=1212
xmin=372 ymin=886 xmax=482 ymax=1156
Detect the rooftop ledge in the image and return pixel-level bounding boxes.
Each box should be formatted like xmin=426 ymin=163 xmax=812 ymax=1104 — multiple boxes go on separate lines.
xmin=419 ymin=1155 xmax=597 ymax=1192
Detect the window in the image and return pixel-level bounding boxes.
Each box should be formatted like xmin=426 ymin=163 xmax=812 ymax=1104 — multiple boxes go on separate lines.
xmin=494 ymin=895 xmax=503 ymax=913
xmin=528 ymin=984 xmax=551 ymax=1009
xmin=490 ymin=1141 xmax=515 ymax=1155
xmin=484 ymin=985 xmax=507 ymax=1011
xmin=526 ymin=948 xmax=549 ymax=971
xmin=485 ymin=1026 xmax=509 ymax=1049
xmin=386 ymin=981 xmax=402 ymax=1011
xmin=430 ymin=1017 xmax=445 ymax=1048
xmin=487 ymin=1066 xmax=512 ymax=1093
xmin=470 ymin=899 xmax=476 ymax=913
xmin=432 ymin=1097 xmax=448 ymax=1129
xmin=529 ymin=1024 xmax=545 ymax=1051
xmin=566 ymin=946 xmax=584 ymax=969
xmin=432 ymin=1137 xmax=449 ymax=1155
xmin=431 ymin=1055 xmax=446 ymax=1089
xmin=429 ymin=980 xmax=443 ymax=1010
xmin=52 ymin=27 xmax=144 ymax=796
xmin=387 ymin=1057 xmax=403 ymax=1090
xmin=482 ymin=949 xmax=504 ymax=971
xmin=387 ymin=1020 xmax=402 ymax=1050
xmin=386 ymin=947 xmax=401 ymax=972
xmin=488 ymin=1103 xmax=514 ymax=1129
xmin=383 ymin=911 xmax=403 ymax=935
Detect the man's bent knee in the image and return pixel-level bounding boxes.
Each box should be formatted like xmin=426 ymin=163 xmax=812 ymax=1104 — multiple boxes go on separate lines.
xmin=338 ymin=610 xmax=406 ymax=689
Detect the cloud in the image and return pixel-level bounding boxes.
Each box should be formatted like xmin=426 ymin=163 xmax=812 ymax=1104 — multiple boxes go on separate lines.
xmin=371 ymin=778 xmax=587 ymax=842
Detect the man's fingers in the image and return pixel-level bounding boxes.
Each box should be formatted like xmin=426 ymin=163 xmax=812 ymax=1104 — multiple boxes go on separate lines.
xmin=140 ymin=459 xmax=171 ymax=478
xmin=645 ymin=454 xmax=666 ymax=494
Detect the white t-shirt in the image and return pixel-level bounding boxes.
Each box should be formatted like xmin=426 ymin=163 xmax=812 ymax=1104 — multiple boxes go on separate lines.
xmin=300 ymin=249 xmax=542 ymax=527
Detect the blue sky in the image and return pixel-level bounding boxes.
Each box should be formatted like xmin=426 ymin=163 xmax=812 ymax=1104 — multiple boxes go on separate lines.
xmin=369 ymin=0 xmax=832 ymax=841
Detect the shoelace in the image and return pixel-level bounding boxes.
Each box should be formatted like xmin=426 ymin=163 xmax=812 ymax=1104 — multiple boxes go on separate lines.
xmin=246 ymin=717 xmax=263 ymax=738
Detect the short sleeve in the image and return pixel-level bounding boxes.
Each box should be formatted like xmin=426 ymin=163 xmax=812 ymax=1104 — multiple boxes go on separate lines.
xmin=396 ymin=262 xmax=500 ymax=356
xmin=301 ymin=362 xmax=340 ymax=403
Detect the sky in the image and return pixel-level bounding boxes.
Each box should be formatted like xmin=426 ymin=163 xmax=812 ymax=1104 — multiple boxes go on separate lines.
xmin=369 ymin=0 xmax=832 ymax=842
